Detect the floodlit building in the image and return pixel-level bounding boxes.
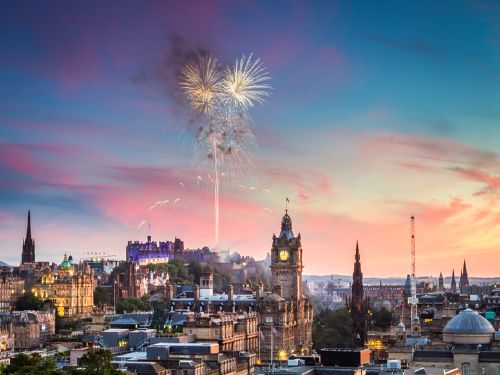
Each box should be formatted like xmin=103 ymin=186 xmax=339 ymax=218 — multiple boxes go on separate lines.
xmin=31 ymin=254 xmax=95 ymax=317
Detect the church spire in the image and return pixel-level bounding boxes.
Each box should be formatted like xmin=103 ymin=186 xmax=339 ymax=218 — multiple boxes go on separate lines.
xmin=350 ymin=241 xmax=367 ymax=346
xmin=22 ymin=210 xmax=35 ymax=264
xmin=451 ymin=269 xmax=456 ymax=293
xmin=26 ymin=210 xmax=32 ymax=239
xmin=460 ymin=259 xmax=469 ymax=292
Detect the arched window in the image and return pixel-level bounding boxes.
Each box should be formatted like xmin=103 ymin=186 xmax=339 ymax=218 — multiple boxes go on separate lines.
xmin=462 ymin=363 xmax=470 ymax=375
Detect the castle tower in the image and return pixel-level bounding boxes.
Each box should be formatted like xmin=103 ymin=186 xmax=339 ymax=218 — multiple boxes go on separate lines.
xmin=270 ymin=210 xmax=303 ymax=301
xmin=350 ymin=242 xmax=368 ymax=346
xmin=21 ymin=210 xmax=35 ymax=264
xmin=451 ymin=269 xmax=457 ymax=293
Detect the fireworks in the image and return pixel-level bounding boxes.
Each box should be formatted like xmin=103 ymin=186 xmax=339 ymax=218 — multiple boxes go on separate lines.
xmin=179 ymin=52 xmax=271 ymax=247
xmin=180 ymin=55 xmax=222 ymax=114
xmin=221 ymin=54 xmax=271 ymax=110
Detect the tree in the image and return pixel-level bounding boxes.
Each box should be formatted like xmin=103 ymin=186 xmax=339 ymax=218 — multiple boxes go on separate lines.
xmin=313 ymin=308 xmax=355 ymax=350
xmin=15 ymin=292 xmax=43 ymax=311
xmin=151 ymin=301 xmax=169 ymax=330
xmin=93 ymin=286 xmax=109 ymax=307
xmin=2 ymin=352 xmax=63 ymax=374
xmin=115 ymin=297 xmax=145 ymax=314
xmin=70 ymin=348 xmax=120 ymax=375
xmin=371 ymin=307 xmax=393 ymax=332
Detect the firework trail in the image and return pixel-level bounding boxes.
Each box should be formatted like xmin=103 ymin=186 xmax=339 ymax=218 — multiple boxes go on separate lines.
xmin=179 ymin=53 xmax=271 ymax=247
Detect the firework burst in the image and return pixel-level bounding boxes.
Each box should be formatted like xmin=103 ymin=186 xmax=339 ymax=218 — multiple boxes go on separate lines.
xmin=180 ymin=55 xmax=223 ymax=114
xmin=221 ymin=53 xmax=271 ymax=111
xmin=179 ymin=53 xmax=271 ymax=247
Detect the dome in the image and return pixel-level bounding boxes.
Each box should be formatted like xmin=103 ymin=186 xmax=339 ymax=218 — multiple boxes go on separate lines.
xmin=443 ymin=309 xmax=494 ymax=345
xmin=59 ymin=254 xmax=71 ymax=270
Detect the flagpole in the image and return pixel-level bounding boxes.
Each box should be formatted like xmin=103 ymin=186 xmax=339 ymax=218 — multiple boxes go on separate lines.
xmin=271 ymin=324 xmax=274 ymax=371
xmin=258 ymin=329 xmax=261 ymax=364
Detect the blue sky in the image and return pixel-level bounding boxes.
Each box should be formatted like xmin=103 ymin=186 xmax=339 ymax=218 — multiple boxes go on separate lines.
xmin=1 ymin=1 xmax=500 ymax=276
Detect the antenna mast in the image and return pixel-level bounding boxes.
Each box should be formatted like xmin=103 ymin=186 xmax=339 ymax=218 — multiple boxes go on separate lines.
xmin=408 ymin=215 xmax=419 ymax=336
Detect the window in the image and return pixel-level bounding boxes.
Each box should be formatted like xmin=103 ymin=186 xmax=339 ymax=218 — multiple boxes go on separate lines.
xmin=183 ymin=370 xmax=188 ymax=375
xmin=462 ymin=363 xmax=470 ymax=375
xmin=266 ymin=316 xmax=273 ymax=323
xmin=497 ymin=367 xmax=500 ymax=375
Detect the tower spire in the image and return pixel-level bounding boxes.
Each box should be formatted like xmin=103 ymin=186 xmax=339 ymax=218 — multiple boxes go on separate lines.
xmin=451 ymin=269 xmax=456 ymax=293
xmin=350 ymin=241 xmax=367 ymax=345
xmin=26 ymin=210 xmax=32 ymax=239
xmin=21 ymin=210 xmax=35 ymax=264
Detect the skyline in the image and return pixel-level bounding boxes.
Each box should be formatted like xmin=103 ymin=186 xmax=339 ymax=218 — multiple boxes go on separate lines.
xmin=1 ymin=1 xmax=500 ymax=276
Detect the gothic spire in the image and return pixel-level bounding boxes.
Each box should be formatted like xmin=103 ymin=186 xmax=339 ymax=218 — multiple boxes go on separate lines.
xmin=451 ymin=269 xmax=456 ymax=293
xmin=21 ymin=210 xmax=35 ymax=264
xmin=350 ymin=241 xmax=367 ymax=345
xmin=26 ymin=210 xmax=31 ymax=239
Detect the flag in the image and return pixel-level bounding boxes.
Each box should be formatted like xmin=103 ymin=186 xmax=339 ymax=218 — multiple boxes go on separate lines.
xmin=259 ymin=330 xmax=265 ymax=341
xmin=272 ymin=327 xmax=278 ymax=336
xmin=286 ymin=196 xmax=289 ymax=203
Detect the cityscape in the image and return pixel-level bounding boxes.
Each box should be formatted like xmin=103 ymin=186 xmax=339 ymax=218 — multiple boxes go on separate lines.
xmin=1 ymin=2 xmax=500 ymax=375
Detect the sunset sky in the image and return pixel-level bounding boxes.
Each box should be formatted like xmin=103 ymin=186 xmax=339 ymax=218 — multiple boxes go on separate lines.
xmin=1 ymin=1 xmax=500 ymax=277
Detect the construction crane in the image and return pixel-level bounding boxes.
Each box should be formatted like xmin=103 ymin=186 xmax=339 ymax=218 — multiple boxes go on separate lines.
xmin=408 ymin=215 xmax=419 ymax=336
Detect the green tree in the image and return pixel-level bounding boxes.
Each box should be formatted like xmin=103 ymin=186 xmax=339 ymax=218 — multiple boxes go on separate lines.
xmin=151 ymin=301 xmax=169 ymax=330
xmin=15 ymin=292 xmax=43 ymax=311
xmin=167 ymin=258 xmax=193 ymax=284
xmin=371 ymin=307 xmax=393 ymax=332
xmin=313 ymin=308 xmax=355 ymax=350
xmin=70 ymin=348 xmax=120 ymax=375
xmin=2 ymin=352 xmax=62 ymax=374
xmin=93 ymin=286 xmax=109 ymax=307
xmin=115 ymin=297 xmax=145 ymax=314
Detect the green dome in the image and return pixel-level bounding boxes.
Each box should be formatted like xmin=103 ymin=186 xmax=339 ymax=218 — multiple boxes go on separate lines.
xmin=59 ymin=254 xmax=71 ymax=270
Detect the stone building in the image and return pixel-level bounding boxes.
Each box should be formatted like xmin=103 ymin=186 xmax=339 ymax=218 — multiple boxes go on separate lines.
xmin=257 ymin=210 xmax=313 ymax=361
xmin=183 ymin=312 xmax=258 ymax=353
xmin=388 ymin=308 xmax=500 ymax=375
xmin=0 ymin=310 xmax=55 ymax=351
xmin=31 ymin=254 xmax=95 ymax=317
xmin=0 ymin=276 xmax=25 ymax=312
xmin=0 ymin=321 xmax=14 ymax=356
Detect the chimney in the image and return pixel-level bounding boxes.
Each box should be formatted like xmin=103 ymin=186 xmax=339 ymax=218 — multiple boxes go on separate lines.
xmin=194 ymin=284 xmax=200 ymax=302
xmin=228 ymin=284 xmax=235 ymax=313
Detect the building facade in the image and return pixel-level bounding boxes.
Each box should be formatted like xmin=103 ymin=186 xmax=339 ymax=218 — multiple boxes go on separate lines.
xmin=31 ymin=254 xmax=95 ymax=317
xmin=126 ymin=235 xmax=183 ymax=265
xmin=0 ymin=277 xmax=25 ymax=312
xmin=258 ymin=210 xmax=313 ymax=361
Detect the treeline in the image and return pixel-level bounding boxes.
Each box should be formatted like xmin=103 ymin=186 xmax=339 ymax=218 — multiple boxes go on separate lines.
xmin=312 ymin=306 xmax=394 ymax=350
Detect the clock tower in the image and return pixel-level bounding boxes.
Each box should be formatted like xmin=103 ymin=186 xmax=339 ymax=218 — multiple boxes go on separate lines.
xmin=270 ymin=209 xmax=303 ymax=301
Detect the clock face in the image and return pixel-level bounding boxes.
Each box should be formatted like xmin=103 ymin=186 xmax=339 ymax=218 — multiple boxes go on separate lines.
xmin=279 ymin=250 xmax=289 ymax=261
